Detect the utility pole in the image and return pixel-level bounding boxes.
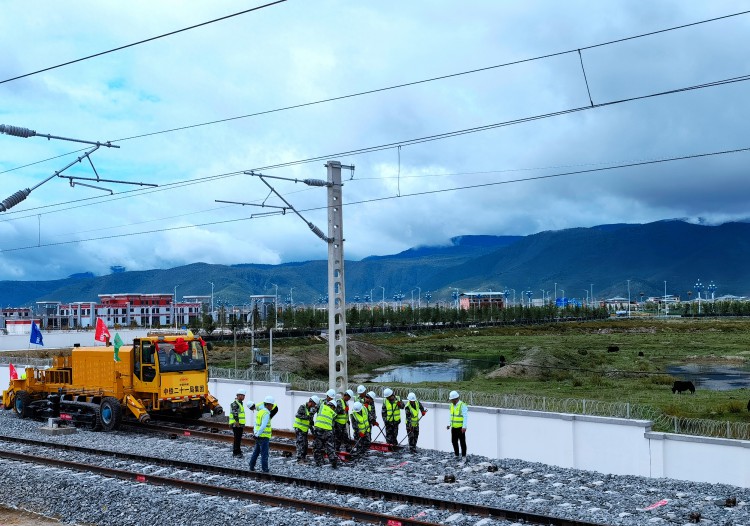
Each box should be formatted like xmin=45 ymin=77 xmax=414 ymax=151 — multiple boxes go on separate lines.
xmin=326 ymin=161 xmax=350 ymax=393
xmin=223 ymin=162 xmax=353 ymax=392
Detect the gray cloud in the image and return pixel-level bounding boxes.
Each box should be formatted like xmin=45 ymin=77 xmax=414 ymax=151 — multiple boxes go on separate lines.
xmin=1 ymin=0 xmax=749 ymax=280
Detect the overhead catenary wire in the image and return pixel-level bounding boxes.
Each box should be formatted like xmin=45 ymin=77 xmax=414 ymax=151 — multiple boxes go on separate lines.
xmin=3 ymin=69 xmax=749 ymax=222
xmin=2 ymin=144 xmax=749 ymax=253
xmin=2 ymin=6 xmax=747 ymax=197
xmin=0 ymin=1 xmax=288 ymax=85
xmin=106 ymin=8 xmax=750 ymax=144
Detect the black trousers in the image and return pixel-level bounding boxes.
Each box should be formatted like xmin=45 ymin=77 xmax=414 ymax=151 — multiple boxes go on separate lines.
xmin=451 ymin=427 xmax=467 ymax=457
xmin=232 ymin=426 xmax=244 ymax=455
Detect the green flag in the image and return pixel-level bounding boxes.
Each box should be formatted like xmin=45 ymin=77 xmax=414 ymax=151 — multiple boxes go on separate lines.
xmin=113 ymin=333 xmax=123 ymax=362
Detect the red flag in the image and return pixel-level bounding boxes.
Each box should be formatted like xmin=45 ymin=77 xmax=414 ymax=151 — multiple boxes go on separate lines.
xmin=94 ymin=318 xmax=111 ymax=343
xmin=9 ymin=363 xmax=18 ymax=380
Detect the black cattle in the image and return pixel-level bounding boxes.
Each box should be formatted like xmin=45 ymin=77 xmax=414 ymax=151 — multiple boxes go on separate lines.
xmin=607 ymin=345 xmax=619 ymax=353
xmin=672 ymin=380 xmax=695 ymax=394
xmin=637 ymin=351 xmax=644 ymax=357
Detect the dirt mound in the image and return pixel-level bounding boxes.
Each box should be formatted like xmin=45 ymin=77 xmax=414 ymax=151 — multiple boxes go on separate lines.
xmin=486 ymin=346 xmax=559 ymax=379
xmin=272 ymin=339 xmax=394 ymax=377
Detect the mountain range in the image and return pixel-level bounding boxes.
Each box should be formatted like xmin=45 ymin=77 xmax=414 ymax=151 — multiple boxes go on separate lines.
xmin=1 ymin=220 xmax=747 ymax=307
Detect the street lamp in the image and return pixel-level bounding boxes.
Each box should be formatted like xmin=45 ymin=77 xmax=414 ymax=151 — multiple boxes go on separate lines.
xmin=694 ymin=280 xmax=704 ymax=315
xmin=208 ymin=281 xmax=214 ymax=321
xmin=627 ymin=280 xmax=631 ymax=318
xmin=380 ymin=286 xmax=386 ymax=312
xmin=664 ymin=281 xmax=668 ymax=316
xmin=707 ymin=281 xmax=717 ymax=301
xmin=271 ymin=283 xmax=279 ymax=329
xmin=173 ymin=285 xmax=179 ymax=329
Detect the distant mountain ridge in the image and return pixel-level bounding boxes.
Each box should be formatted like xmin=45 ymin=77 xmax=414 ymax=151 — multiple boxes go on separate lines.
xmin=1 ymin=220 xmax=748 ymax=306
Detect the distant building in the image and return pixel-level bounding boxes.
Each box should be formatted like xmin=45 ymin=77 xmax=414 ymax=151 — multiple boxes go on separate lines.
xmin=96 ymin=293 xmax=201 ymax=328
xmin=458 ymin=291 xmax=504 ymax=311
xmin=1 ymin=307 xmax=39 ymax=335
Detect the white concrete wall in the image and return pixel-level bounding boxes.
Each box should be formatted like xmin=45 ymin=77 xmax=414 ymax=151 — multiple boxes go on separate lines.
xmin=2 ymin=366 xmax=748 ymax=488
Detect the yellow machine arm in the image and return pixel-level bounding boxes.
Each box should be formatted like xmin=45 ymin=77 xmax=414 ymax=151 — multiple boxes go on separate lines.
xmin=124 ymin=394 xmax=151 ymax=423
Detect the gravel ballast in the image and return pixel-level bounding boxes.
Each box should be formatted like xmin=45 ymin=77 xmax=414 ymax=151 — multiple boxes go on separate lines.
xmin=0 ymin=411 xmax=747 ymax=526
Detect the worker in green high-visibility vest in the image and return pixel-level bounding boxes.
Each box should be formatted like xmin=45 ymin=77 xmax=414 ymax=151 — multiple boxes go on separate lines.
xmin=312 ymin=391 xmax=338 ymax=469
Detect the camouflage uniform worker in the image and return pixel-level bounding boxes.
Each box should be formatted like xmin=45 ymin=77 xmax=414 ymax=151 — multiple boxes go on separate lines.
xmin=228 ymin=388 xmax=247 ymax=457
xmin=349 ymin=402 xmax=371 ymax=460
xmin=333 ymin=389 xmax=354 ymax=452
xmin=404 ymin=392 xmax=427 ymax=453
xmin=356 ymin=385 xmax=367 ymax=404
xmin=293 ymin=395 xmax=319 ymax=463
xmin=313 ymin=397 xmax=339 ymax=469
xmin=381 ymin=387 xmax=404 ymax=447
xmin=364 ymin=390 xmax=380 ymax=438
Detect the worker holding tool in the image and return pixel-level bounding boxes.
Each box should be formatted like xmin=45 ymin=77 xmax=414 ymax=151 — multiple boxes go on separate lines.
xmin=403 ymin=392 xmax=427 ymax=453
xmin=356 ymin=385 xmax=367 ymax=404
xmin=293 ymin=395 xmax=319 ymax=463
xmin=333 ymin=389 xmax=354 ymax=453
xmin=364 ymin=390 xmax=381 ymax=440
xmin=313 ymin=394 xmax=339 ymax=469
xmin=381 ymin=387 xmax=404 ymax=447
xmin=349 ymin=401 xmax=371 ymax=460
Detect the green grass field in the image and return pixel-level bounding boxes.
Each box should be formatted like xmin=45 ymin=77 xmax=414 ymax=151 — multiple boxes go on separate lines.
xmin=211 ymin=318 xmax=750 ymax=423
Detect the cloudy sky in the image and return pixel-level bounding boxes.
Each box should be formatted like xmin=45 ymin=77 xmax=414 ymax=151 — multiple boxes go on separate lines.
xmin=1 ymin=1 xmax=749 ymax=281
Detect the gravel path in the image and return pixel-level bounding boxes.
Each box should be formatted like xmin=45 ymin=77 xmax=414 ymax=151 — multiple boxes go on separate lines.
xmin=0 ymin=411 xmax=747 ymax=526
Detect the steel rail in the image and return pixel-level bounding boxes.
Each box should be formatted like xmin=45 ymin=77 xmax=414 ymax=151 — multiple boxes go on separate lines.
xmin=0 ymin=434 xmax=606 ymax=526
xmin=0 ymin=448 xmax=440 ymax=526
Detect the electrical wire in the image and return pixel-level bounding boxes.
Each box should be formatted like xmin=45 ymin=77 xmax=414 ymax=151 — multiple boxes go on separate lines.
xmin=3 ymin=69 xmax=749 ymax=223
xmin=2 ymin=144 xmax=748 ymax=253
xmin=0 ymin=1 xmax=287 ymax=85
xmin=107 ymin=8 xmax=750 ymax=144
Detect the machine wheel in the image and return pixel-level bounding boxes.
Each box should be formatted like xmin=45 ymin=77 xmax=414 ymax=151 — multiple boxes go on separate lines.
xmin=99 ymin=397 xmax=122 ymax=431
xmin=13 ymin=390 xmax=31 ymax=418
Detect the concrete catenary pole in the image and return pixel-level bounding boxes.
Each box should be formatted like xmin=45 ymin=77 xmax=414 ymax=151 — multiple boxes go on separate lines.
xmin=326 ymin=161 xmax=350 ymax=391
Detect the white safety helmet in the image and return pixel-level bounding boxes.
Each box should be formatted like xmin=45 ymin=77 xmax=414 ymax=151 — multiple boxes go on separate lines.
xmin=366 ymin=391 xmax=377 ymax=400
xmin=356 ymin=385 xmax=366 ymax=394
xmin=351 ymin=402 xmax=363 ymax=412
xmin=448 ymin=390 xmax=460 ymax=400
xmin=264 ymin=395 xmax=275 ymax=404
xmin=407 ymin=392 xmax=417 ymax=402
xmin=383 ymin=388 xmax=394 ymax=398
xmin=309 ymin=395 xmax=320 ymax=405
xmin=237 ymin=388 xmax=247 ymax=396
xmin=345 ymin=389 xmax=355 ymax=398
xmin=326 ymin=389 xmax=336 ymax=398
xmin=246 ymin=400 xmax=255 ymax=409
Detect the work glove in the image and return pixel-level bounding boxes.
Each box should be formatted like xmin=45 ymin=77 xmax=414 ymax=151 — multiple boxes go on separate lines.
xmin=359 ymin=432 xmax=365 ymax=438
xmin=446 ymin=425 xmax=450 ymax=430
xmin=421 ymin=411 xmax=427 ymax=416
xmin=373 ymin=422 xmax=380 ymax=427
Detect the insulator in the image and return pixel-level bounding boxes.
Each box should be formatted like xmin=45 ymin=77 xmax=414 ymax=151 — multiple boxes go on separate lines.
xmin=0 ymin=188 xmax=30 ymax=212
xmin=303 ymin=179 xmax=330 ymax=187
xmin=0 ymin=124 xmax=36 ymax=138
xmin=308 ymin=223 xmax=331 ymax=243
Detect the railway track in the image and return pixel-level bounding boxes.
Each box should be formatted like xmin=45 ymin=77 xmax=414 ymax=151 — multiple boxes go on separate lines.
xmin=0 ymin=433 xmax=606 ymax=526
xmin=124 ymin=415 xmax=400 ymax=455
